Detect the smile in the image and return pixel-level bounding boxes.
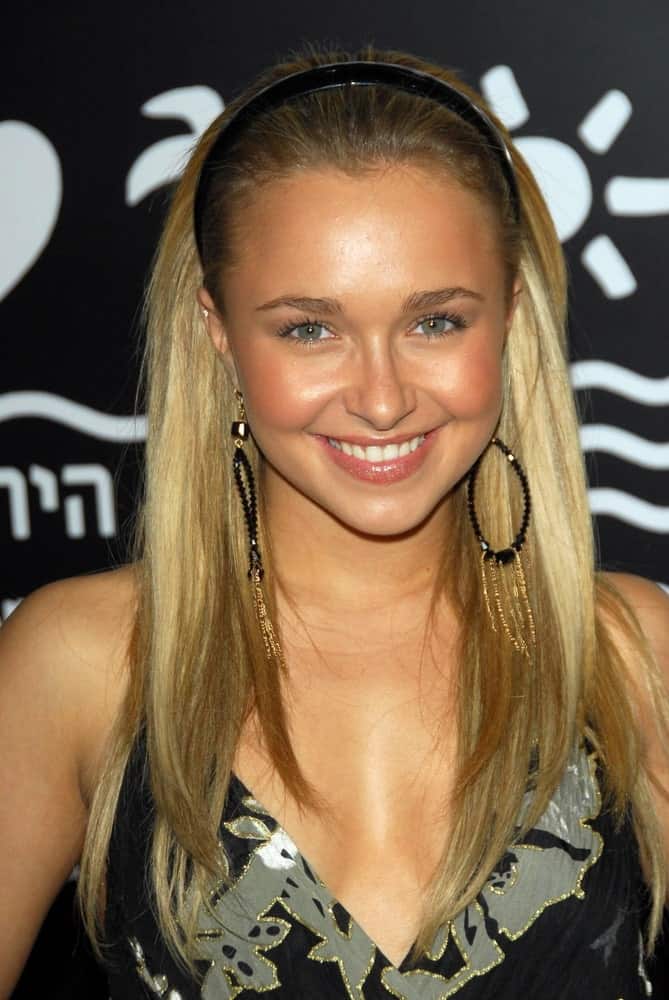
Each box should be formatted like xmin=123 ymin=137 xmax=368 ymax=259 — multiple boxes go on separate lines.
xmin=318 ymin=430 xmax=436 ymax=484
xmin=326 ymin=434 xmax=426 ymax=462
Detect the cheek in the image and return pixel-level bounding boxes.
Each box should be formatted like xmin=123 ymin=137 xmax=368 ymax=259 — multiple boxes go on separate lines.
xmin=438 ymin=339 xmax=504 ymax=420
xmin=234 ymin=346 xmax=334 ymax=432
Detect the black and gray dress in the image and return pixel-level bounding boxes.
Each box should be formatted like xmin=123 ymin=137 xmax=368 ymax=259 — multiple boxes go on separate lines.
xmin=103 ymin=733 xmax=653 ymax=998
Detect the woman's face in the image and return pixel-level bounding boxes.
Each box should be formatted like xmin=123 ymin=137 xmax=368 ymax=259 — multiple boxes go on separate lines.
xmin=202 ymin=164 xmax=517 ymax=538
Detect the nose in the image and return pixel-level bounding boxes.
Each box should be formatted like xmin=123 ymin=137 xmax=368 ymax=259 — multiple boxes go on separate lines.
xmin=343 ymin=339 xmax=416 ymax=431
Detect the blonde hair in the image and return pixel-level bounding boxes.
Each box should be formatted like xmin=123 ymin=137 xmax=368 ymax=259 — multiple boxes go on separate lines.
xmin=79 ymin=43 xmax=668 ymax=974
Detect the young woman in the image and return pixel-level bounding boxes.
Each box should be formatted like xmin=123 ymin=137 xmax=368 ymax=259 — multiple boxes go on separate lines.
xmin=2 ymin=45 xmax=668 ymax=999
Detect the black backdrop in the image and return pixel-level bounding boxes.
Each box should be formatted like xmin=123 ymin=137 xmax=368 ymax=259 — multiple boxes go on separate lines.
xmin=2 ymin=0 xmax=668 ymax=993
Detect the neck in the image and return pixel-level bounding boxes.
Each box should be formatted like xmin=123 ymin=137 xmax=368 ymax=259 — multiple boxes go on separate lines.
xmin=258 ymin=466 xmax=462 ymax=699
xmin=263 ymin=478 xmax=453 ymax=618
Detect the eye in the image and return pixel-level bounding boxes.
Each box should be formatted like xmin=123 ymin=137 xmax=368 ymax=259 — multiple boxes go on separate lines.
xmin=414 ymin=313 xmax=466 ymax=337
xmin=276 ymin=320 xmax=334 ymax=345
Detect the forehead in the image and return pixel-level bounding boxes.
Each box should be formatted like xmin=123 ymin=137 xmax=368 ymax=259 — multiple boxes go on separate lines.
xmin=225 ymin=164 xmax=505 ymax=304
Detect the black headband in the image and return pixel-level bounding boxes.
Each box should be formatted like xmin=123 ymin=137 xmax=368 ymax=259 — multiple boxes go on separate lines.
xmin=193 ymin=60 xmax=521 ymax=261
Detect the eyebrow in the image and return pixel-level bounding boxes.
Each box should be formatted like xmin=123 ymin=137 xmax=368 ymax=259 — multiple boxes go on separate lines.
xmin=255 ymin=286 xmax=485 ymax=315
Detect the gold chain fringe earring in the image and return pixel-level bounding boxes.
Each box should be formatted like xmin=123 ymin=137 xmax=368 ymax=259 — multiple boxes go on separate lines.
xmin=230 ymin=390 xmax=286 ymax=667
xmin=466 ymin=437 xmax=536 ymax=657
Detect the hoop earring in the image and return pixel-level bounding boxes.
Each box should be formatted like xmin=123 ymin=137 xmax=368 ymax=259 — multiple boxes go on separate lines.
xmin=231 ymin=390 xmax=285 ymax=667
xmin=466 ymin=437 xmax=536 ymax=657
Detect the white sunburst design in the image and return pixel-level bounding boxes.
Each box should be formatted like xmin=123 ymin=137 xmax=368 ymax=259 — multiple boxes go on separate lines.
xmin=481 ymin=68 xmax=669 ymax=556
xmin=481 ymin=65 xmax=669 ymax=299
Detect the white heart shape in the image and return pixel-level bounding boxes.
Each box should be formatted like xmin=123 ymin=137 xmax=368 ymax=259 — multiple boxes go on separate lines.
xmin=0 ymin=121 xmax=62 ymax=301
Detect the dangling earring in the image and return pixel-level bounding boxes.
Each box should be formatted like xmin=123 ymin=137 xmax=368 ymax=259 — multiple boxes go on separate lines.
xmin=231 ymin=389 xmax=285 ymax=668
xmin=466 ymin=437 xmax=536 ymax=657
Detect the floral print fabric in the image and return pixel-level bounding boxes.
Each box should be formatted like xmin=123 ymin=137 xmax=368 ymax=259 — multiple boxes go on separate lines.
xmin=105 ymin=741 xmax=652 ymax=999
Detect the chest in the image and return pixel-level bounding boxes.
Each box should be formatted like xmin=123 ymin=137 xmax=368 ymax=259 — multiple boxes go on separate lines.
xmin=233 ymin=700 xmax=457 ymax=966
xmin=232 ymin=614 xmax=462 ymax=965
xmin=109 ymin=738 xmax=649 ymax=998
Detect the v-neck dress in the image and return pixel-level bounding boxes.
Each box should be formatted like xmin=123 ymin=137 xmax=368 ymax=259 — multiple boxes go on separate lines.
xmin=103 ymin=732 xmax=653 ymax=998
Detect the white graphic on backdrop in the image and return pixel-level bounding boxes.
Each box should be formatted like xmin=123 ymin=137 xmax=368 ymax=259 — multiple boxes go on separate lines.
xmin=0 ymin=121 xmax=62 ymax=301
xmin=1 ymin=599 xmax=20 ymax=621
xmin=0 ymin=463 xmax=116 ymax=540
xmin=571 ymin=361 xmax=669 ymax=404
xmin=573 ymin=365 xmax=668 ymax=532
xmin=2 ymin=71 xmax=667 ymax=545
xmin=579 ymin=425 xmax=669 ymax=469
xmin=481 ymin=66 xmax=651 ymax=298
xmin=125 ymin=86 xmax=225 ymax=205
xmin=5 ymin=365 xmax=668 ymax=439
xmin=588 ymin=491 xmax=669 ymax=533
xmin=0 ymin=390 xmax=147 ymax=442
xmin=2 ymin=72 xmax=667 ymax=306
xmin=1 ymin=372 xmax=667 ymax=537
xmin=571 ymin=363 xmax=669 ymax=530
xmin=607 ymin=177 xmax=669 ymax=215
xmin=480 ymin=67 xmax=668 ymax=538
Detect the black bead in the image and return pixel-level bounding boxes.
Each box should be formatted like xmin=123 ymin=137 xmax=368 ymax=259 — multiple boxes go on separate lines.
xmin=231 ymin=420 xmax=249 ymax=440
xmin=467 ymin=437 xmax=532 ymax=558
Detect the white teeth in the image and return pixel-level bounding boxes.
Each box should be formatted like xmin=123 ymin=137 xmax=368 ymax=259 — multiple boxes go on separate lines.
xmin=327 ymin=434 xmax=425 ymax=462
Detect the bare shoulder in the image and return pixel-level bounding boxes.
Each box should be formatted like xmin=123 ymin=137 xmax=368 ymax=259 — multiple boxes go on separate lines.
xmin=598 ymin=570 xmax=669 ymax=668
xmin=1 ymin=564 xmax=136 ymax=690
xmin=0 ymin=565 xmax=136 ymax=801
xmin=0 ymin=567 xmax=136 ymax=991
xmin=599 ymin=574 xmax=669 ymax=877
xmin=597 ymin=570 xmax=669 ymax=732
xmin=3 ymin=562 xmax=137 ymax=641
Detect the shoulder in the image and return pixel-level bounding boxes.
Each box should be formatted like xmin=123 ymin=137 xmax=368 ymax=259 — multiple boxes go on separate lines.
xmin=597 ymin=570 xmax=669 ymax=670
xmin=0 ymin=567 xmax=136 ymax=992
xmin=1 ymin=564 xmax=137 ymax=683
xmin=596 ymin=570 xmax=669 ymax=729
xmin=598 ymin=572 xmax=669 ymax=857
xmin=0 ymin=565 xmax=136 ymax=803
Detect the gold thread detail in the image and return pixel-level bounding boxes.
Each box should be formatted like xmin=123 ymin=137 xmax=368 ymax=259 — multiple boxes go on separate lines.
xmin=251 ymin=568 xmax=286 ymax=668
xmin=480 ymin=551 xmax=536 ymax=658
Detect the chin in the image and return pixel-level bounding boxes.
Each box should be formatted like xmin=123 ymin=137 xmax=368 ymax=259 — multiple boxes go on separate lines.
xmin=326 ymin=497 xmax=444 ymax=540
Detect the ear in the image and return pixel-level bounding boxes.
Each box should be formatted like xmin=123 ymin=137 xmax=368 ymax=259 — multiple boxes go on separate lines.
xmin=197 ymin=288 xmax=238 ymax=381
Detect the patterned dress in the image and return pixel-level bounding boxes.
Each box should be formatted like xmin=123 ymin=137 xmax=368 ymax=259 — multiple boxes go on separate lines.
xmin=104 ymin=733 xmax=653 ymax=998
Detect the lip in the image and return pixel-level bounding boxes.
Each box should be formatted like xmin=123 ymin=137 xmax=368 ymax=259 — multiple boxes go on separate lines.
xmin=323 ymin=430 xmax=428 ymax=447
xmin=316 ymin=428 xmax=438 ymax=483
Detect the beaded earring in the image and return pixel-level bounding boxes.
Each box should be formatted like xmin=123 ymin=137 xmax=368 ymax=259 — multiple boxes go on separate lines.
xmin=231 ymin=390 xmax=285 ymax=666
xmin=466 ymin=437 xmax=536 ymax=657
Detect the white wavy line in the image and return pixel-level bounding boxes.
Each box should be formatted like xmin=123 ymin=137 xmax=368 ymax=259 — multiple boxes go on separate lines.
xmin=588 ymin=488 xmax=669 ymax=533
xmin=580 ymin=424 xmax=669 ymax=469
xmin=570 ymin=360 xmax=669 ymax=405
xmin=0 ymin=391 xmax=146 ymax=442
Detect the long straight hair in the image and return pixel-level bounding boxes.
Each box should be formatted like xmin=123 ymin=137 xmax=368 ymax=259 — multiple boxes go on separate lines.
xmin=79 ymin=43 xmax=669 ymax=974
